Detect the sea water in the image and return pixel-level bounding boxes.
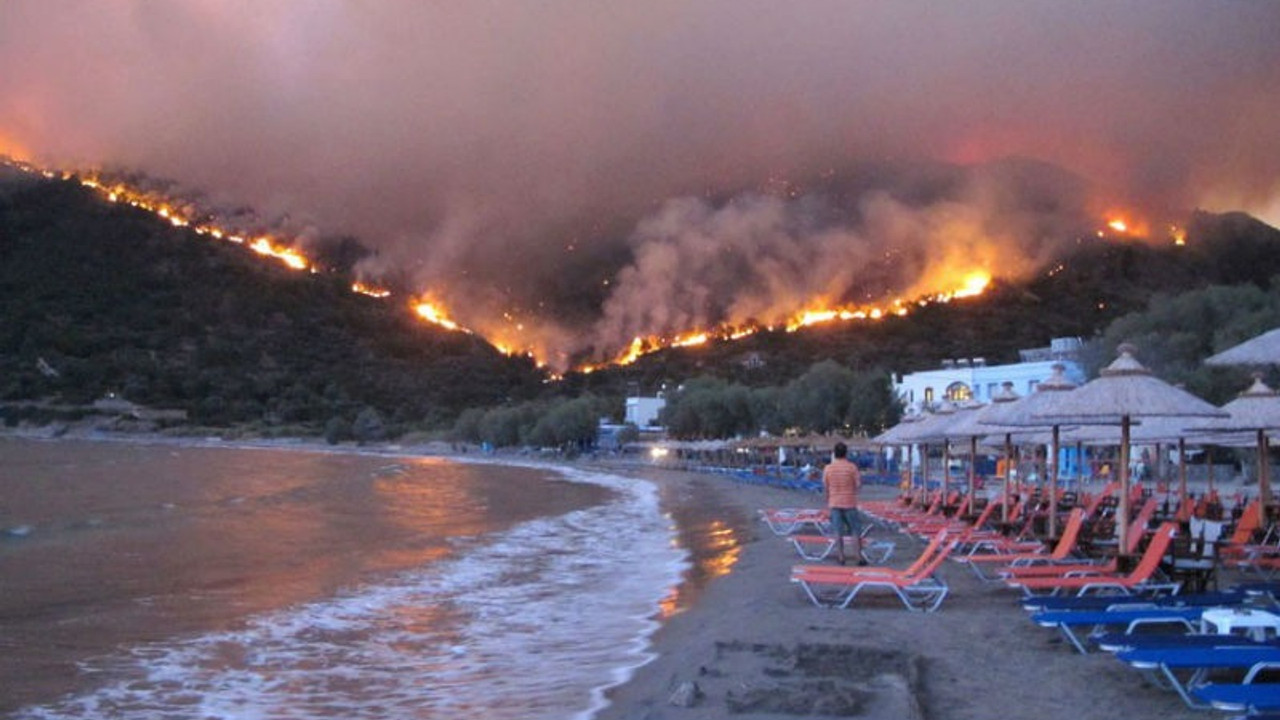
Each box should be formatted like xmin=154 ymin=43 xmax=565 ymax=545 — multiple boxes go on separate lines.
xmin=0 ymin=438 xmax=688 ymax=719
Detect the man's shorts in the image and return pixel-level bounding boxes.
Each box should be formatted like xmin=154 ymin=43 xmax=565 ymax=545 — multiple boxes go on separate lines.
xmin=828 ymin=507 xmax=861 ymax=537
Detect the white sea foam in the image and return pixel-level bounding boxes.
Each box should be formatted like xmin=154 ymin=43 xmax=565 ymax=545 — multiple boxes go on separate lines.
xmin=17 ymin=463 xmax=687 ymax=720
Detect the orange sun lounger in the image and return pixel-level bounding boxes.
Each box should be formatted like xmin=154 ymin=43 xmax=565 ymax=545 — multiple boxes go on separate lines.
xmin=1002 ymin=522 xmax=1181 ymax=598
xmin=954 ymin=508 xmax=1086 ymax=581
xmin=791 ymin=530 xmax=955 ymax=611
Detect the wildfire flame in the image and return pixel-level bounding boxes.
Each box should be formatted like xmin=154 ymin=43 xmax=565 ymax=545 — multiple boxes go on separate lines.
xmin=954 ymin=271 xmax=991 ymax=298
xmin=248 ymin=236 xmax=309 ymax=270
xmin=352 ymin=281 xmax=391 ymax=298
xmin=412 ymin=299 xmax=464 ymax=332
xmin=67 ymin=168 xmax=316 ymax=273
xmin=576 ymin=269 xmax=994 ymax=372
xmin=1097 ymin=212 xmax=1156 ymax=240
xmin=4 ymin=157 xmax=490 ymax=340
xmin=1 ymin=156 xmax=1020 ymax=375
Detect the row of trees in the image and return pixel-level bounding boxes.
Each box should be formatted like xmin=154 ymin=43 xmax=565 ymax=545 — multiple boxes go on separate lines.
xmin=656 ymin=360 xmax=902 ymax=440
xmin=447 ymin=360 xmax=903 ymax=448
xmin=451 ymin=394 xmax=618 ymax=451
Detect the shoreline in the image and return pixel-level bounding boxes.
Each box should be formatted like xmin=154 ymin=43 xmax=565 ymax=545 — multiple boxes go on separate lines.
xmin=2 ymin=430 xmax=1252 ymax=719
xmin=0 ymin=435 xmax=671 ymax=718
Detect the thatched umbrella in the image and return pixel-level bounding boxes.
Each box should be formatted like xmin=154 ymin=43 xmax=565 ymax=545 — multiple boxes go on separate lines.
xmin=897 ymin=401 xmax=963 ymax=499
xmin=976 ymin=365 xmax=1081 ymax=536
xmin=874 ymin=411 xmax=926 ymax=493
xmin=943 ymin=386 xmax=1022 ymax=518
xmin=1205 ymin=327 xmax=1280 ymax=367
xmin=873 ymin=411 xmax=923 ymax=445
xmin=937 ymin=398 xmax=986 ymax=506
xmin=976 ymin=382 xmax=1024 ymax=521
xmin=1187 ymin=376 xmax=1280 ymax=507
xmin=1064 ymin=415 xmax=1234 ymax=518
xmin=906 ymin=399 xmax=986 ymax=501
xmin=1026 ymin=344 xmax=1228 ymax=554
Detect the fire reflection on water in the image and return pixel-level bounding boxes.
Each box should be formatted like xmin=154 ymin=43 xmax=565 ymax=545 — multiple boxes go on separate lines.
xmin=654 ymin=482 xmax=747 ymax=620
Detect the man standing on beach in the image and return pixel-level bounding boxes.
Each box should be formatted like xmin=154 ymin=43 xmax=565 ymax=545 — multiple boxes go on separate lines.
xmin=823 ymin=442 xmax=864 ymax=565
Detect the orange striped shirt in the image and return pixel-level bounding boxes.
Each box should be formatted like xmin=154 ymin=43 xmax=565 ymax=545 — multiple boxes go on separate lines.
xmin=823 ymin=458 xmax=861 ymax=509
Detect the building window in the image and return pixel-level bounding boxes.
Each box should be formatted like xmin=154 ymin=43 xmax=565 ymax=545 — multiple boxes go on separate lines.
xmin=987 ymin=383 xmax=999 ymax=399
xmin=923 ymin=387 xmax=934 ymax=406
xmin=945 ymin=382 xmax=972 ymax=402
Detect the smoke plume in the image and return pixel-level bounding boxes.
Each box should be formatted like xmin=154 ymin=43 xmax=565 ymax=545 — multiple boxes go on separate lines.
xmin=2 ymin=1 xmax=1278 ymax=366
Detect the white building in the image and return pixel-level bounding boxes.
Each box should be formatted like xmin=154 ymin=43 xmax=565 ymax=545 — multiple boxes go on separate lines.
xmin=893 ymin=337 xmax=1086 ymax=411
xmin=625 ymin=396 xmax=666 ymax=428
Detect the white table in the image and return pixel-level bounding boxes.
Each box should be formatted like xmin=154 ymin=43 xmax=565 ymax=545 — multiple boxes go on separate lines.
xmin=1200 ymin=607 xmax=1280 ymax=642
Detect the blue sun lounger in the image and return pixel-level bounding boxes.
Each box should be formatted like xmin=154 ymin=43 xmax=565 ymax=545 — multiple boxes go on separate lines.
xmin=1093 ymin=631 xmax=1280 ymax=654
xmin=1022 ymin=590 xmax=1249 ymax=614
xmin=1030 ymin=605 xmax=1207 ymax=654
xmin=1192 ymin=662 xmax=1280 ymax=713
xmin=1117 ymin=646 xmax=1280 ymax=708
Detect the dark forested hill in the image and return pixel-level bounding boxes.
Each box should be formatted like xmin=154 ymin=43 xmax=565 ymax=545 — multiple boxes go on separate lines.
xmin=0 ymin=169 xmax=544 ymax=433
xmin=5 ymin=163 xmax=1280 ymax=435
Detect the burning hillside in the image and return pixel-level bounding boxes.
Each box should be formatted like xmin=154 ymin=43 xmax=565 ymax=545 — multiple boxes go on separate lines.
xmin=1 ymin=156 xmax=1199 ymax=374
xmin=3 ymin=3 xmax=1278 ymax=374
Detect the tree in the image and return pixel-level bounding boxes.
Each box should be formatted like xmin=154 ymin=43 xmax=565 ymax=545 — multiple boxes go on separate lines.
xmin=748 ymin=386 xmax=785 ymax=435
xmin=528 ymin=396 xmax=599 ymax=449
xmin=352 ymin=407 xmax=386 ymax=444
xmin=1095 ymin=282 xmax=1280 ymax=403
xmin=658 ymin=377 xmax=755 ymax=439
xmin=845 ymin=370 xmax=902 ymax=435
xmin=324 ymin=416 xmax=352 ymax=445
xmin=780 ymin=360 xmax=855 ymax=433
xmin=452 ymin=407 xmax=485 ymax=443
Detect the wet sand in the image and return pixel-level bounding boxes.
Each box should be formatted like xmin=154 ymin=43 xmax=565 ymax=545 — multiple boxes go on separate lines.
xmin=596 ymin=463 xmax=1219 ymax=720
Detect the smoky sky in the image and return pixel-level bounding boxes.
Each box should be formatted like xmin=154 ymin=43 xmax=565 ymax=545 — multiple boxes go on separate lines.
xmin=3 ymin=1 xmax=1279 ymax=366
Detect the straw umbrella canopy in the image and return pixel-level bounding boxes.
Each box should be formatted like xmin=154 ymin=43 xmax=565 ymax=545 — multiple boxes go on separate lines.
xmin=896 ymin=401 xmax=964 ymax=497
xmin=872 ymin=410 xmax=925 ymax=445
xmin=942 ymin=386 xmax=1022 ymax=515
xmin=873 ymin=411 xmax=927 ymax=492
xmin=907 ymin=399 xmax=986 ymax=501
xmin=971 ymin=382 xmax=1024 ymax=521
xmin=1024 ymin=344 xmax=1228 ymax=554
xmin=934 ymin=398 xmax=988 ymax=504
xmin=1064 ymin=414 xmax=1233 ymax=514
xmin=975 ymin=364 xmax=1081 ymax=536
xmin=896 ymin=401 xmax=961 ymax=442
xmin=1186 ymin=376 xmax=1280 ymax=507
xmin=1205 ymin=327 xmax=1280 ymax=367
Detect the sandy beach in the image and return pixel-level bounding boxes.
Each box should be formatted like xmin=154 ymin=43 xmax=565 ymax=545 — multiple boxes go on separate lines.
xmin=2 ymin=429 xmax=1254 ymax=719
xmin=593 ymin=462 xmax=1226 ymax=720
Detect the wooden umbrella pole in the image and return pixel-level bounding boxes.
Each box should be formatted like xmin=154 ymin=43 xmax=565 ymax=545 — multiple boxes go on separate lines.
xmin=942 ymin=441 xmax=951 ymax=501
xmin=1178 ymin=438 xmax=1188 ymax=517
xmin=1049 ymin=425 xmax=1060 ymax=538
xmin=1118 ymin=416 xmax=1132 ymax=556
xmin=1015 ymin=445 xmax=1023 ymax=498
xmin=1076 ymin=441 xmax=1084 ymax=490
xmin=968 ymin=436 xmax=977 ymax=513
xmin=904 ymin=444 xmax=915 ymax=502
xmin=1002 ymin=433 xmax=1012 ymax=522
xmin=921 ymin=443 xmax=930 ymax=504
xmin=1260 ymin=429 xmax=1272 ymax=510
xmin=1207 ymin=450 xmax=1215 ymax=496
